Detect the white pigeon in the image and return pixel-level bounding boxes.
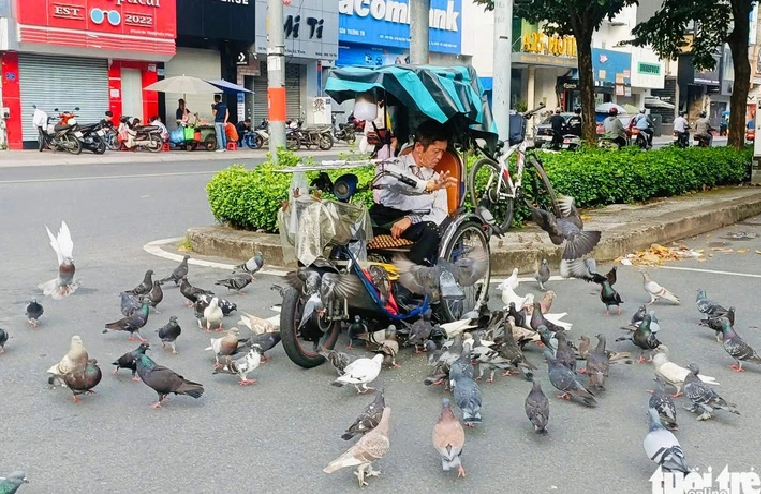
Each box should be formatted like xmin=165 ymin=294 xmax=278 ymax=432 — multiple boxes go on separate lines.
xmin=543 ymin=312 xmax=573 ymax=331
xmin=500 ymin=283 xmax=530 ymax=309
xmin=204 ymin=298 xmax=224 ymax=332
xmin=651 ymin=346 xmax=719 ymax=396
xmin=213 ymin=346 xmax=262 ymax=385
xmin=644 ymin=409 xmax=690 ymax=474
xmin=440 ymin=319 xmax=477 ymax=339
xmin=39 ymin=220 xmax=79 ymax=299
xmin=641 ymin=270 xmax=680 ymax=305
xmin=238 ymin=311 xmax=279 ymax=334
xmin=504 ymin=268 xmax=520 ymax=290
xmin=332 ymin=354 xmax=384 ymax=394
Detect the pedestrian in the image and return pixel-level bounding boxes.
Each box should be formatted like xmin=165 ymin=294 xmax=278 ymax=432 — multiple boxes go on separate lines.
xmin=212 ymin=95 xmax=228 ymax=152
xmin=176 ymin=98 xmax=190 ymax=123
xmin=548 ymin=108 xmax=565 ymax=147
xmin=720 ymin=114 xmax=728 ymax=136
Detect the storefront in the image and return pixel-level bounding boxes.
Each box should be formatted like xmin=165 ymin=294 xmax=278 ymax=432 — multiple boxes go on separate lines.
xmin=253 ymin=0 xmax=338 ymax=124
xmin=4 ymin=0 xmax=176 ymax=148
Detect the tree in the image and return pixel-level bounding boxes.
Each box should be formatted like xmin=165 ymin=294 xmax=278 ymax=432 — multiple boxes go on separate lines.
xmin=473 ymin=0 xmax=636 ymax=144
xmin=630 ymin=0 xmax=755 ymax=149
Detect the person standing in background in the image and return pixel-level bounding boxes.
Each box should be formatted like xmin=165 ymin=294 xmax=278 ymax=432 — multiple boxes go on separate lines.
xmin=212 ymin=94 xmax=228 ymax=152
xmin=176 ymin=99 xmax=190 ymax=123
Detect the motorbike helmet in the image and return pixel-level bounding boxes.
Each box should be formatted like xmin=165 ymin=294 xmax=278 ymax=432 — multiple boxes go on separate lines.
xmin=608 ymin=107 xmax=619 ymax=116
xmin=555 ymin=107 xmax=562 ymax=114
xmin=574 ymin=106 xmax=581 ymax=114
xmin=699 ymin=111 xmax=707 ymax=118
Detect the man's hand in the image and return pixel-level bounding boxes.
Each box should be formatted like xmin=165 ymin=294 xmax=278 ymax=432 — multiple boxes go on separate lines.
xmin=425 ymin=171 xmax=458 ymax=192
xmin=391 ymin=217 xmax=412 ymax=239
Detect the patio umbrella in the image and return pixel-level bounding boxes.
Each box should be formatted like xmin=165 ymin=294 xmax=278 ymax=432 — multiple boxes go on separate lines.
xmin=144 ymin=74 xmax=221 ymax=95
xmin=205 ymin=79 xmax=252 ymax=94
xmin=595 ymin=103 xmax=626 ymax=114
xmin=622 ymin=104 xmax=639 ymax=114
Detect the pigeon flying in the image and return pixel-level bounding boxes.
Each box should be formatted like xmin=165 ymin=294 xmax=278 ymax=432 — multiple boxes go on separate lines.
xmin=525 ymin=378 xmax=550 ymax=435
xmin=156 ymin=316 xmax=182 ymax=354
xmin=161 ymin=255 xmax=190 ymax=286
xmin=39 ymin=220 xmax=78 ymax=299
xmin=135 ymin=354 xmax=204 ymax=409
xmin=529 ymin=196 xmax=602 ymax=260
xmin=25 ymin=299 xmax=44 ymax=327
xmin=342 ymin=387 xmax=385 ymax=440
xmin=432 ymin=398 xmax=466 ymax=477
xmin=112 ymin=342 xmax=150 ymax=381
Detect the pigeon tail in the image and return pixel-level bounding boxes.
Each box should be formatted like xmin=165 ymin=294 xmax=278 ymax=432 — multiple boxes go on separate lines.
xmin=442 ymin=456 xmax=462 ymax=471
xmin=176 ymin=381 xmax=204 ymax=399
xmin=462 ymin=409 xmax=482 ymax=423
xmin=39 ymin=278 xmax=79 ymax=299
xmin=660 ymin=447 xmax=691 ymax=474
xmin=563 ymin=230 xmax=602 ymax=260
xmin=658 ymin=289 xmax=680 ymax=305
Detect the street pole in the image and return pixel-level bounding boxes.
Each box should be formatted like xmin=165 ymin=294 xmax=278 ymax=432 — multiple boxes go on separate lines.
xmin=410 ymin=0 xmax=430 ymax=64
xmin=267 ymin=0 xmax=286 ymax=163
xmin=492 ymin=0 xmax=513 ymax=142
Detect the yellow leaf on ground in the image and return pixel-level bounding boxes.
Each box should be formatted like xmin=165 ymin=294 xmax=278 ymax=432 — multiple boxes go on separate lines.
xmin=737 ymin=249 xmax=749 ymax=254
xmin=695 ymin=249 xmax=705 ymax=254
xmin=580 ymin=215 xmax=592 ymax=220
xmin=756 ymin=250 xmax=761 ymax=255
xmin=697 ymin=257 xmax=707 ymax=263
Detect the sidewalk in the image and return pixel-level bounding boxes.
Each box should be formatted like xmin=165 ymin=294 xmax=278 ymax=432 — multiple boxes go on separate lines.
xmin=186 ymin=185 xmax=761 ymax=276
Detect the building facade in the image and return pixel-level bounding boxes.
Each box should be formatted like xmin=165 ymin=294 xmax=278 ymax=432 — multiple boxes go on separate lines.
xmin=2 ymin=0 xmax=176 ymax=148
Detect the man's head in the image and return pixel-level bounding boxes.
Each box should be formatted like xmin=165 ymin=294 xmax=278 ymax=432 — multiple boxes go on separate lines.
xmin=104 ymin=110 xmax=113 ymax=121
xmin=680 ymin=111 xmax=686 ymax=118
xmin=412 ymin=120 xmax=449 ymax=169
xmin=699 ymin=111 xmax=707 ymax=118
xmin=555 ymin=108 xmax=561 ymax=114
xmin=214 ymin=94 xmax=222 ymax=103
xmin=639 ymin=109 xmax=646 ymax=115
xmin=574 ymin=106 xmax=581 ymax=115
xmin=608 ymin=108 xmax=619 ymax=117
xmin=178 ymin=98 xmax=185 ymax=107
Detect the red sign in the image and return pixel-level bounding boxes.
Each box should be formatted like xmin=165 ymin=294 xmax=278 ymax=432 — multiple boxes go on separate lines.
xmin=15 ymin=0 xmax=176 ymax=56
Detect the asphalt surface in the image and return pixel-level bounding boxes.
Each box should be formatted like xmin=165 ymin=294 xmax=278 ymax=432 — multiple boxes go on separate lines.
xmin=1 ymin=159 xmax=760 ymax=493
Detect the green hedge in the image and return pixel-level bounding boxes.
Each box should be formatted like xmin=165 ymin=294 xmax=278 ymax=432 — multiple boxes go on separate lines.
xmin=206 ymin=146 xmax=753 ymax=233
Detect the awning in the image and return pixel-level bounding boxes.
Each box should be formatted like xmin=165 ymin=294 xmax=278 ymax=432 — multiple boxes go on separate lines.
xmin=205 ymin=79 xmax=253 ymax=94
xmin=644 ymin=97 xmax=675 ymax=109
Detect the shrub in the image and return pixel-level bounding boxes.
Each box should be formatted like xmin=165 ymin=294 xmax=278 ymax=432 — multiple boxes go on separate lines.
xmin=207 ymin=146 xmax=753 ymax=233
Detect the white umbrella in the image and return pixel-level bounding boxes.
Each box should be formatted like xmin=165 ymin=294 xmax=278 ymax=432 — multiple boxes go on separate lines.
xmin=595 ymin=103 xmax=626 ymax=114
xmin=144 ymin=75 xmax=221 ymax=95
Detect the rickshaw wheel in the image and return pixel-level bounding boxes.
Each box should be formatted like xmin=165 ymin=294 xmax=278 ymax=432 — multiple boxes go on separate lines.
xmin=439 ymin=221 xmax=491 ymax=323
xmin=280 ymin=287 xmax=341 ymax=368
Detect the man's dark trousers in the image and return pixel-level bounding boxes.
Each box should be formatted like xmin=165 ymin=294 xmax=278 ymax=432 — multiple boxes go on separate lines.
xmin=369 ymin=204 xmax=442 ymax=265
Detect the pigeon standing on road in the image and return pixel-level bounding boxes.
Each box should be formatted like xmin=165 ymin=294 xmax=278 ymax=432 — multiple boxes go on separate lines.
xmin=193 ymin=296 xmax=210 ymax=329
xmin=580 ymin=334 xmax=609 ymax=390
xmin=112 ymin=342 xmax=150 ymax=381
xmin=205 ymin=328 xmax=241 ymax=366
xmin=39 ymin=220 xmax=78 ymax=299
xmin=203 ymin=298 xmax=224 ymax=332
xmin=718 ymin=318 xmax=761 ymax=372
xmin=135 ymin=354 xmax=204 ymax=409
xmin=684 ymin=363 xmax=739 ymax=421
xmin=47 ymin=335 xmax=88 ymax=387
xmin=233 ymin=251 xmax=264 ymax=276
xmin=641 ymin=270 xmax=680 ymax=305
xmin=240 ymin=331 xmax=281 ymax=363
xmin=324 ymin=408 xmax=391 ymax=487
xmin=651 ymin=346 xmax=719 ymax=397
xmin=342 ymin=387 xmax=385 ymax=440
xmin=0 ymin=471 xmax=29 ymax=494
xmin=146 ymin=280 xmax=164 ymax=312
xmin=215 ymin=273 xmax=254 ymax=294
xmin=554 ymin=330 xmax=576 ymax=372
xmin=432 ymin=398 xmax=466 ymax=478
xmin=161 ymin=255 xmax=190 ymax=286
xmin=529 ymin=196 xmax=602 ymax=260
xmin=600 ymin=279 xmax=623 ymax=316
xmin=128 ymin=270 xmax=154 ymax=296
xmin=696 ymin=289 xmax=725 ymax=316
xmin=62 ymin=359 xmax=102 ymax=403
xmin=0 ymin=328 xmax=8 ymax=354
xmin=120 ymin=291 xmax=141 ymax=317
xmin=103 ymin=300 xmax=150 ymax=342
xmin=525 ymin=378 xmax=550 ymax=435
xmin=25 ymin=299 xmax=44 ymax=327
xmin=534 ymin=258 xmax=550 ymax=291
xmin=452 ymin=368 xmax=483 ymax=426
xmin=156 ymin=316 xmax=182 ymax=354
xmin=649 ymin=377 xmax=678 ymax=432
xmin=321 ymin=348 xmax=354 ymax=376
xmin=212 ymin=346 xmax=262 ymax=385
xmin=701 ymin=306 xmax=735 ymax=342
xmin=332 ymin=354 xmax=384 ymax=394
xmin=644 ymin=409 xmax=690 ymax=474
xmin=616 ymin=314 xmax=660 ymax=362
xmin=545 ymin=349 xmax=596 ymax=407
xmin=179 ymin=277 xmax=214 ymax=307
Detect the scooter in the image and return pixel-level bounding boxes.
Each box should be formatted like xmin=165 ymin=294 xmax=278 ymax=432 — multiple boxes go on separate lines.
xmin=117 ymin=116 xmax=163 ymax=153
xmin=242 ymin=118 xmax=268 ymax=149
xmin=630 ymin=129 xmax=650 ymax=149
xmin=331 ymin=114 xmax=356 ymax=144
xmin=694 ymin=133 xmax=711 ymax=148
xmin=674 ymin=131 xmax=690 ymax=148
xmin=32 ymin=106 xmax=83 ymax=155
xmin=76 ymin=121 xmax=107 ymax=154
xmin=559 ymin=133 xmax=580 ymax=150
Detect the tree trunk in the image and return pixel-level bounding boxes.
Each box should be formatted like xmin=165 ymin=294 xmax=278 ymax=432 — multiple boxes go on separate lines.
xmin=576 ymin=29 xmax=597 ymax=144
xmin=727 ymin=1 xmax=753 ymax=149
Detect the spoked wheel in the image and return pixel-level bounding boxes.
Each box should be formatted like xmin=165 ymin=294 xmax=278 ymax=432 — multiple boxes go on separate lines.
xmin=440 ymin=221 xmax=491 ymax=322
xmin=280 ymin=288 xmax=341 ymax=368
xmin=469 ymin=157 xmax=515 ymax=232
xmin=286 ymin=134 xmax=300 ymax=151
xmin=525 ymin=156 xmax=561 ymax=218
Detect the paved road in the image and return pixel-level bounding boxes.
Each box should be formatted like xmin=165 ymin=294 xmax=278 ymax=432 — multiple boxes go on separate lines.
xmin=1 ymin=160 xmax=760 ymax=493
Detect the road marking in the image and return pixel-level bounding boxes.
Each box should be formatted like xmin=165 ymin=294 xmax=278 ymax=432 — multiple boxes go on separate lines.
xmin=0 ymin=170 xmax=218 ymax=184
xmin=659 ymin=265 xmax=761 ymax=279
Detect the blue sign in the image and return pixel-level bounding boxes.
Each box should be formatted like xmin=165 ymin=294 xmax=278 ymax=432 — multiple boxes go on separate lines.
xmin=592 ymin=48 xmax=632 ymax=85
xmin=338 ymin=0 xmax=462 ymax=53
xmin=336 ymin=44 xmax=408 ymax=66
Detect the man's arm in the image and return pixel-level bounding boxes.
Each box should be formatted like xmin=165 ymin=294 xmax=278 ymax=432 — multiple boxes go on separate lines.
xmin=212 ymin=105 xmax=217 ymax=118
xmin=225 ymin=108 xmax=229 ymax=124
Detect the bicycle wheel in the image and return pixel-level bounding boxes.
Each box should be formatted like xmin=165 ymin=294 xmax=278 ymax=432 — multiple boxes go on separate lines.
xmin=468 ymin=157 xmax=515 ymax=232
xmin=526 ymin=155 xmax=560 ymax=217
xmin=439 ymin=221 xmax=490 ymax=322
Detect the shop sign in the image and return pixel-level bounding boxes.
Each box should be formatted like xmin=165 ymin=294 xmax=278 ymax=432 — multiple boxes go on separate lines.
xmin=638 ymin=62 xmax=661 ymax=75
xmin=255 ymin=0 xmax=338 ymax=60
xmin=520 ymin=31 xmax=577 ymax=58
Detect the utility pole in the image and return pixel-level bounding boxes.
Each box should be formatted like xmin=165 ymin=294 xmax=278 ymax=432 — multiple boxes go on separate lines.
xmin=267 ymin=0 xmax=286 ymax=163
xmin=492 ymin=0 xmax=514 ymax=142
xmin=410 ymin=0 xmax=430 ymax=64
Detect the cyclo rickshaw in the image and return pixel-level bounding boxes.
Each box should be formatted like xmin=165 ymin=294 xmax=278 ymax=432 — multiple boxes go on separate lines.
xmin=275 ymin=65 xmax=516 ymax=368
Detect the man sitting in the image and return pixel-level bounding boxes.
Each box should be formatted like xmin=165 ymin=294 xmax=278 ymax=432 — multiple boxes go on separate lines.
xmin=369 ymin=120 xmax=457 ymax=266
xmin=633 ymin=109 xmax=654 ymax=148
xmin=602 ymin=108 xmax=627 ymax=148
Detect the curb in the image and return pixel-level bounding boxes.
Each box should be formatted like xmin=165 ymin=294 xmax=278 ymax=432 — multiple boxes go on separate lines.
xmin=185 ymin=191 xmax=761 ymax=276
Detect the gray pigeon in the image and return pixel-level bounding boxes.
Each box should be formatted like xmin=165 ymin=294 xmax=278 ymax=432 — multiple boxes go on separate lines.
xmin=0 ymin=471 xmax=28 ymax=493
xmin=695 ymin=289 xmax=725 ymax=316
xmin=156 ymin=316 xmax=181 ymax=354
xmin=341 ymin=387 xmax=385 ymax=440
xmin=580 ymin=334 xmax=609 ymax=390
xmin=161 ymin=255 xmax=190 ymax=285
xmin=401 ymin=316 xmax=434 ymax=353
xmin=560 ymin=258 xmax=616 ymax=285
xmin=534 ymin=258 xmax=550 ymax=291
xmin=530 ymin=196 xmax=602 ymax=260
xmin=525 ymin=378 xmax=549 ymax=434
xmin=554 ymin=330 xmax=576 ymax=372
xmin=321 ymin=348 xmax=354 ymax=375
xmin=241 ymin=331 xmax=282 ymax=362
xmin=452 ymin=370 xmax=483 ymax=426
xmin=146 ymin=280 xmax=164 ymax=312
xmin=449 ymin=350 xmax=475 ymax=385
xmin=616 ymin=314 xmax=660 ymax=363
xmin=644 ymin=409 xmax=690 ymax=473
xmin=25 ymin=299 xmax=44 ymax=327
xmin=622 ymin=305 xmax=662 ymax=333
xmin=128 ymin=269 xmax=154 ymax=296
xmin=0 ymin=327 xmax=8 ymax=354
xmin=545 ymin=349 xmax=596 ymax=407
xmin=649 ymin=377 xmax=678 ymax=431
xmin=684 ymin=363 xmax=740 ymax=421
xmin=120 ymin=291 xmax=141 ymax=317
xmin=215 ymin=273 xmax=254 ymax=294
xmin=701 ymin=306 xmax=735 ymax=342
xmin=719 ymin=318 xmax=761 ymax=372
xmin=233 ymin=251 xmax=264 ymax=276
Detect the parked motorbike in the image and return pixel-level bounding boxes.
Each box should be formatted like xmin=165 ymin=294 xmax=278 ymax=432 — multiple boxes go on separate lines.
xmin=694 ymin=133 xmax=711 ymax=148
xmin=331 ymin=114 xmax=356 ymax=144
xmin=32 ymin=106 xmax=83 ymax=155
xmin=76 ymin=122 xmax=107 ymax=154
xmin=242 ymin=118 xmax=267 ymax=149
xmin=559 ymin=133 xmax=580 ymax=150
xmin=118 ymin=116 xmax=163 ymax=153
xmin=674 ymin=131 xmax=690 ymax=148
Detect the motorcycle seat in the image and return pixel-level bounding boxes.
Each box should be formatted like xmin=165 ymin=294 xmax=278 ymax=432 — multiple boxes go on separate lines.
xmin=54 ymin=123 xmax=73 ymax=132
xmin=78 ymin=123 xmax=98 ymax=132
xmin=136 ymin=125 xmax=159 ymax=132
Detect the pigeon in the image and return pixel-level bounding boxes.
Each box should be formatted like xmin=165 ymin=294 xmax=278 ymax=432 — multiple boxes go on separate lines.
xmin=203 ymin=298 xmax=224 ymax=332
xmin=525 ymin=378 xmax=550 ymax=435
xmin=529 ymin=196 xmax=602 ymax=259
xmin=695 ymin=289 xmax=725 ymax=316
xmin=39 ymin=220 xmax=79 ymax=299
xmin=161 ymin=254 xmax=191 ymax=285
xmin=0 ymin=471 xmax=29 ymax=493
xmin=577 ymin=335 xmax=591 ymax=359
xmin=651 ymin=346 xmax=719 ymax=397
xmin=644 ymin=409 xmax=690 ymax=474
xmin=452 ymin=369 xmax=483 ymax=426
xmin=449 ymin=350 xmax=475 ymax=384
xmin=719 ymin=318 xmax=761 ymax=372
xmin=324 ymin=407 xmax=391 ymax=487
xmin=332 ymin=354 xmax=384 ymax=394
xmin=145 ymin=280 xmax=164 ymax=312
xmin=507 ymin=302 xmax=529 ymax=330
xmin=112 ymin=342 xmax=150 ymax=381
xmin=641 ymin=270 xmax=680 ymax=305
xmin=240 ymin=331 xmax=281 ymax=363
xmin=212 ymin=346 xmax=262 ymax=385
xmin=179 ymin=277 xmax=214 ymax=306
xmin=284 ymin=268 xmax=324 ymax=328
xmin=120 ymin=291 xmax=141 ymax=317
xmin=47 ymin=335 xmax=89 ymax=387
xmin=321 ymin=348 xmax=354 ymax=376
xmin=320 ymin=272 xmax=363 ymax=314
xmin=193 ymin=296 xmax=211 ymax=329
xmin=128 ymin=270 xmax=154 ymax=296
xmin=62 ymin=359 xmax=102 ymax=403
xmin=103 ymin=299 xmax=150 ymax=342
xmin=238 ymin=312 xmax=278 ymax=335
xmin=135 ymin=354 xmax=204 ymax=409
xmin=537 ymin=290 xmax=556 ymax=315
xmin=233 ymin=251 xmax=264 ymax=276
xmin=348 ymin=315 xmax=369 ymax=350
xmin=374 ymin=328 xmax=400 ymax=368
xmin=599 ymin=279 xmax=623 ymax=316
xmin=530 ymin=302 xmax=564 ymax=333
xmin=0 ymin=328 xmax=8 ymax=354
xmin=215 ymin=273 xmax=254 ymax=294
xmin=156 ymin=316 xmax=182 ymax=354
xmin=622 ymin=305 xmax=662 ymax=332
xmin=402 ymin=317 xmax=434 ymax=353
xmin=554 ymin=330 xmax=576 ymax=372
xmin=25 ymin=299 xmax=44 ymax=327
xmin=205 ymin=328 xmax=242 ymax=366
xmin=616 ymin=314 xmax=660 ymax=362
xmin=560 ymin=258 xmax=617 ymax=285
xmin=684 ymin=363 xmax=739 ymax=421
xmin=649 ymin=377 xmax=679 ymax=432
xmin=499 ymin=281 xmax=531 ymax=309
xmin=700 ymin=306 xmax=735 ymax=342
xmin=545 ymin=349 xmax=596 ymax=407
xmin=534 ymin=258 xmax=550 ymax=291
xmin=341 ymin=387 xmax=385 ymax=440
xmin=212 ymin=296 xmax=237 ymax=316
xmin=504 ymin=267 xmax=519 ymax=290
xmin=580 ymin=335 xmax=609 ymax=390
xmin=432 ymin=398 xmax=466 ymax=478
xmin=537 ymin=326 xmax=558 ymax=356
xmin=368 ymin=264 xmax=390 ymax=305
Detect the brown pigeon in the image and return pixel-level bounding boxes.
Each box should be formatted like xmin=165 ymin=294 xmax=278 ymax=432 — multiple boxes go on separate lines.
xmin=432 ymin=398 xmax=466 ymax=478
xmin=39 ymin=221 xmax=78 ymax=299
xmin=205 ymin=328 xmax=241 ymax=367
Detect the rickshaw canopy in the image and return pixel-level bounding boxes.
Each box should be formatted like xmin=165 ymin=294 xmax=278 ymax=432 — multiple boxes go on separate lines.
xmin=325 ymin=64 xmax=498 ymax=151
